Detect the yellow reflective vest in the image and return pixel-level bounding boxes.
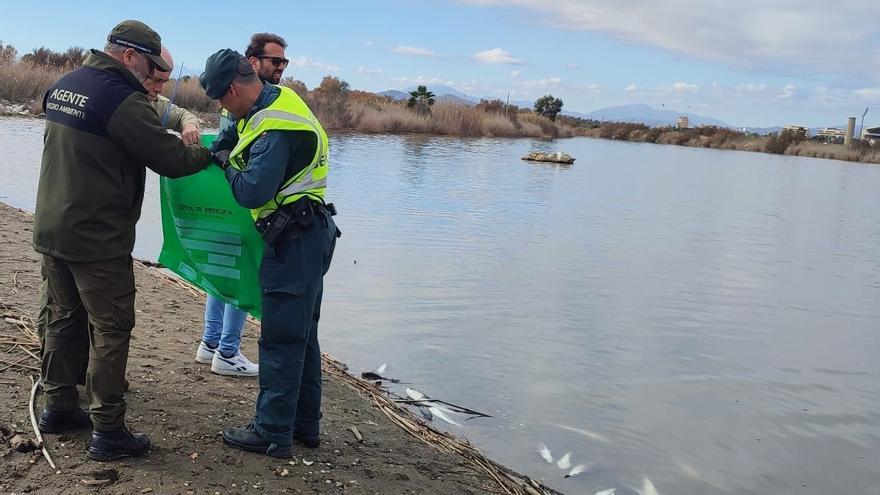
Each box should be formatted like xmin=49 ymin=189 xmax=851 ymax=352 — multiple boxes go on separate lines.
xmin=228 ymin=86 xmax=329 ymax=221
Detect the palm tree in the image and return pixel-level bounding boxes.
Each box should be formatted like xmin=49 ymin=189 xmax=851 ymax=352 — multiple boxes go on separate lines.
xmin=407 ymin=85 xmax=435 ymax=114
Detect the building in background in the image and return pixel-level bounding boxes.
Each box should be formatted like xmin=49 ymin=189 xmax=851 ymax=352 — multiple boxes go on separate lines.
xmin=782 ymin=125 xmax=809 ymax=138
xmin=676 ymin=116 xmax=689 ymax=129
xmin=816 ymin=128 xmax=846 ymax=144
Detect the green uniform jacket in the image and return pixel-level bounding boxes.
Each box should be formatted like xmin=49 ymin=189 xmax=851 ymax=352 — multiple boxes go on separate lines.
xmin=33 ymin=50 xmax=212 ymax=262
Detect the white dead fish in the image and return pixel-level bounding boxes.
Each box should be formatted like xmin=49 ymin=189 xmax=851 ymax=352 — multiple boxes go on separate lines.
xmin=406 ymin=388 xmax=428 ymax=402
xmin=429 ymin=406 xmax=461 ymax=427
xmin=564 ymin=464 xmax=586 ymax=478
xmin=544 ymin=421 xmax=611 ymax=444
xmin=556 ymin=452 xmax=572 ymax=470
xmin=595 ymin=490 xmax=616 ymax=495
xmin=376 ymin=363 xmax=387 ymax=374
xmin=536 ymin=443 xmax=553 ymax=464
xmin=638 ymin=477 xmax=660 ymax=495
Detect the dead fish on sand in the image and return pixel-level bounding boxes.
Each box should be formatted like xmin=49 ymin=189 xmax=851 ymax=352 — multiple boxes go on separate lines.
xmin=594 ymin=490 xmax=616 ymax=495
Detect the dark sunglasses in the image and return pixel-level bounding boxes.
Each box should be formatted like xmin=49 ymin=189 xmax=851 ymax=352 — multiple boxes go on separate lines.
xmin=258 ymin=56 xmax=289 ymax=68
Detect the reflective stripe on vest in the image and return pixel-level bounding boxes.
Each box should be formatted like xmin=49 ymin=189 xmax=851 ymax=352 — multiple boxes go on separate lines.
xmin=228 ymin=86 xmax=329 ymax=220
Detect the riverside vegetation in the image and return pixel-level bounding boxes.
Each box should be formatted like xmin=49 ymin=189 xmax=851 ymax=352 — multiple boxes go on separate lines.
xmin=2 ymin=42 xmax=880 ymax=164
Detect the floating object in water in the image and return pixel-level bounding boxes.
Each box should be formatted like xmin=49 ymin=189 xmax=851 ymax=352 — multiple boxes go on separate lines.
xmin=429 ymin=406 xmax=461 ymax=427
xmin=406 ymin=388 xmax=428 ymax=403
xmin=360 ymin=363 xmax=401 ymax=383
xmin=398 ymin=388 xmax=492 ymax=420
xmin=521 ymin=151 xmax=575 ymax=164
xmin=556 ymin=452 xmax=572 ymax=470
xmin=638 ymin=477 xmax=660 ymax=495
xmin=537 ymin=443 xmax=553 ymax=464
xmin=564 ymin=464 xmax=586 ymax=478
xmin=544 ymin=421 xmax=611 ymax=444
xmin=595 ymin=490 xmax=616 ymax=495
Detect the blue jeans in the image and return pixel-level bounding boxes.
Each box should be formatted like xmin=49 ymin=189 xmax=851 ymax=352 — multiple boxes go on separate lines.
xmin=202 ymin=295 xmax=248 ymax=357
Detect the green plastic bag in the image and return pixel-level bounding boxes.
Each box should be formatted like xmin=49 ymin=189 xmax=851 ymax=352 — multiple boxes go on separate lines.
xmin=158 ymin=134 xmax=264 ymax=319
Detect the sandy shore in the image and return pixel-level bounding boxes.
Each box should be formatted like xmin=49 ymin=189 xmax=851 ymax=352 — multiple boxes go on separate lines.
xmin=0 ymin=202 xmax=555 ymax=495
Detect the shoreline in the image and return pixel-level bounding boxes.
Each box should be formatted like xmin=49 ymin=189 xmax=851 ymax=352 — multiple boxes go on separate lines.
xmin=0 ymin=202 xmax=559 ymax=495
xmin=3 ymin=107 xmax=879 ymax=166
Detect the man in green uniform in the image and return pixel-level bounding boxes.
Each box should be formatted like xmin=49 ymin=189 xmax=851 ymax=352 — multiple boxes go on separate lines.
xmin=34 ymin=20 xmax=213 ymax=461
xmin=200 ymin=49 xmax=339 ymax=458
xmin=143 ymin=45 xmax=201 ymax=144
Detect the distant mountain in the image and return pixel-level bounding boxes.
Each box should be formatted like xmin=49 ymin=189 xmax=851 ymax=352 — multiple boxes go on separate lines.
xmin=405 ymin=85 xmax=477 ymax=103
xmin=580 ymin=103 xmax=731 ymax=128
xmin=377 ymin=90 xmax=408 ymax=100
xmin=436 ymin=94 xmax=476 ymax=106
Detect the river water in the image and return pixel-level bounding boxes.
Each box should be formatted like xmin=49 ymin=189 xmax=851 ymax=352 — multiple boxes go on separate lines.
xmin=3 ymin=116 xmax=879 ymax=495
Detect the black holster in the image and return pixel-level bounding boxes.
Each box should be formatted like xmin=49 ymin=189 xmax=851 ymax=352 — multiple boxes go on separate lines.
xmin=256 ymin=197 xmax=337 ymax=245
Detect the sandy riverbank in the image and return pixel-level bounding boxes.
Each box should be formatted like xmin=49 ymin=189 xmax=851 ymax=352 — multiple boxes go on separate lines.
xmin=0 ymin=202 xmax=557 ymax=495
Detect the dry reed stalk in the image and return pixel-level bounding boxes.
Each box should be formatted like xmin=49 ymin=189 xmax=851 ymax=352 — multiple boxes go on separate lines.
xmin=132 ymin=260 xmax=560 ymax=495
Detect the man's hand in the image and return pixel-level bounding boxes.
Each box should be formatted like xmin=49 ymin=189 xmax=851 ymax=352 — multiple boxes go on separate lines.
xmin=211 ymin=149 xmax=231 ymax=168
xmin=181 ymin=123 xmax=201 ymax=145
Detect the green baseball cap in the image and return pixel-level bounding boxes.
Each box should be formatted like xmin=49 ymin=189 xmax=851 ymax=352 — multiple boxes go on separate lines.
xmin=107 ymin=20 xmax=170 ymax=72
xmin=199 ymin=49 xmax=255 ymax=99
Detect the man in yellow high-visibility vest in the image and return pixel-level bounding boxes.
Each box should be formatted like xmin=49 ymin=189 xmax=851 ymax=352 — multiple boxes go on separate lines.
xmin=200 ymin=48 xmax=339 ymax=458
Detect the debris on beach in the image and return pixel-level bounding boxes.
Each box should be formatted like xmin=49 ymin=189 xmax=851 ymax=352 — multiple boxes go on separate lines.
xmin=521 ymin=151 xmax=575 ymax=164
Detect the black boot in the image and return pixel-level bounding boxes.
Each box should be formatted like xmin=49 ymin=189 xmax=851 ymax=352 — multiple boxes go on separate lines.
xmin=293 ymin=431 xmax=320 ymax=449
xmin=38 ymin=408 xmax=91 ymax=434
xmin=222 ymin=423 xmax=291 ymax=458
xmin=88 ymin=427 xmax=151 ymax=461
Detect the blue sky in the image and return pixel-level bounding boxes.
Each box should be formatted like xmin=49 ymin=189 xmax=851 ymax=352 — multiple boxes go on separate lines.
xmin=2 ymin=0 xmax=879 ymax=127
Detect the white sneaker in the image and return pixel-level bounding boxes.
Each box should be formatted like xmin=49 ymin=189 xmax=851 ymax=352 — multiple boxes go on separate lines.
xmin=195 ymin=342 xmax=216 ymax=364
xmin=211 ymin=351 xmax=259 ymax=377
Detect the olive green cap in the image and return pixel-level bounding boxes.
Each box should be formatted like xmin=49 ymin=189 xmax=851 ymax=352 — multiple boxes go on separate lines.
xmin=199 ymin=49 xmax=254 ymax=99
xmin=107 ymin=20 xmax=170 ymax=72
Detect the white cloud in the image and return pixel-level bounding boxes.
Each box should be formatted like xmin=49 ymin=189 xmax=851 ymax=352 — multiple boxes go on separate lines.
xmin=357 ymin=67 xmax=384 ymax=75
xmin=392 ymin=46 xmax=437 ymax=57
xmin=365 ymin=40 xmax=374 ymax=47
xmin=854 ymin=88 xmax=880 ymax=100
xmin=473 ymin=48 xmax=524 ymax=65
xmin=510 ymin=70 xmax=521 ymax=78
xmin=660 ymin=82 xmax=699 ymax=93
xmin=289 ymin=56 xmax=339 ymax=72
xmin=463 ymin=0 xmax=880 ymax=79
xmin=736 ymin=83 xmax=767 ymax=93
xmin=625 ymin=83 xmax=640 ymax=92
xmin=391 ymin=75 xmax=445 ymax=85
xmin=778 ymin=84 xmax=796 ymax=100
xmin=520 ymin=77 xmax=561 ymax=88
xmin=568 ymin=63 xmax=578 ymax=69
xmin=586 ymin=83 xmax=601 ymax=93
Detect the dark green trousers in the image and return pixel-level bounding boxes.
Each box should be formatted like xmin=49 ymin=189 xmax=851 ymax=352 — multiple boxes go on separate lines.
xmin=40 ymin=255 xmax=136 ymax=431
xmin=253 ymin=210 xmax=338 ymax=446
xmin=37 ymin=264 xmax=88 ymax=383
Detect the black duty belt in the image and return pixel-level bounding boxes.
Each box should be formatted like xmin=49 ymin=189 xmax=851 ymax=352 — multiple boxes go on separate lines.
xmin=255 ymin=198 xmax=337 ymax=245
